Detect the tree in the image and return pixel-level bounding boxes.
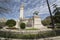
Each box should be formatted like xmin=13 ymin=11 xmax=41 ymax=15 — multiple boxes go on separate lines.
xmin=42 ymin=16 xmax=51 ymax=26
xmin=0 ymin=22 xmax=6 ymax=29
xmin=6 ymin=19 xmax=16 ymax=28
xmin=0 ymin=22 xmax=6 ymax=26
xmin=52 ymin=4 xmax=60 ymax=28
xmin=53 ymin=4 xmax=60 ymax=23
xmin=20 ymin=23 xmax=26 ymax=29
xmin=46 ymin=0 xmax=55 ymax=29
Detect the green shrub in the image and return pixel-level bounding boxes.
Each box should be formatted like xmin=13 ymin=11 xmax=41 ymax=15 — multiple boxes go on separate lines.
xmin=20 ymin=23 xmax=26 ymax=29
xmin=0 ymin=30 xmax=60 ymax=39
xmin=0 ymin=22 xmax=6 ymax=29
xmin=6 ymin=19 xmax=16 ymax=27
xmin=0 ymin=26 xmax=3 ymax=29
xmin=55 ymin=23 xmax=60 ymax=28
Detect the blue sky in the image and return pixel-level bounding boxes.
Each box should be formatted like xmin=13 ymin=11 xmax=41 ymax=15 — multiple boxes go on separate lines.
xmin=0 ymin=0 xmax=60 ymax=20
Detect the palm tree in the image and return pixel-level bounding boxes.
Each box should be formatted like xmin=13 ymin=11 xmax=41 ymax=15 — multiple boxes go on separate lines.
xmin=46 ymin=0 xmax=56 ymax=37
xmin=46 ymin=0 xmax=55 ymax=29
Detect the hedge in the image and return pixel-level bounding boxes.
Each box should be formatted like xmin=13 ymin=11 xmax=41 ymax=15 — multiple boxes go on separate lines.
xmin=0 ymin=30 xmax=60 ymax=39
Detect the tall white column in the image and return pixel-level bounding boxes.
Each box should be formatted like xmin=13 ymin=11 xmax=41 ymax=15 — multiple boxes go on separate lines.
xmin=15 ymin=4 xmax=24 ymax=29
xmin=20 ymin=4 xmax=24 ymax=19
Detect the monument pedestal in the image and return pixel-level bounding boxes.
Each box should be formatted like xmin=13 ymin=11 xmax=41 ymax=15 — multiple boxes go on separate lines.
xmin=33 ymin=15 xmax=52 ymax=31
xmin=15 ymin=20 xmax=20 ymax=29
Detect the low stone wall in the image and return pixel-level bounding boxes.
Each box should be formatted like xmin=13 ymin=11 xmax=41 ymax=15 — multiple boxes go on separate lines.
xmin=0 ymin=36 xmax=60 ymax=40
xmin=0 ymin=29 xmax=52 ymax=34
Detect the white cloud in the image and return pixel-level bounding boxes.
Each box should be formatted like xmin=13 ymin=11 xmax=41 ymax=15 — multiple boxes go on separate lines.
xmin=20 ymin=0 xmax=60 ymax=18
xmin=14 ymin=0 xmax=20 ymax=2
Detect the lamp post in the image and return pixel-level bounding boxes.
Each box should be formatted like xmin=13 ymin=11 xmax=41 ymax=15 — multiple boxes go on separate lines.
xmin=46 ymin=0 xmax=55 ymax=29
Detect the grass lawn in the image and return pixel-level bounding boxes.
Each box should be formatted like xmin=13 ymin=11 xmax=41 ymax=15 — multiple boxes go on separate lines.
xmin=25 ymin=28 xmax=39 ymax=30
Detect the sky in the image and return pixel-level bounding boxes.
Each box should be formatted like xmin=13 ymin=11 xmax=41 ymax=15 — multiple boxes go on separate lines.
xmin=0 ymin=0 xmax=60 ymax=20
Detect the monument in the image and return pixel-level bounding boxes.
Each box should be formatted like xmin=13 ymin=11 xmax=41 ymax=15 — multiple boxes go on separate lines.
xmin=15 ymin=3 xmax=24 ymax=28
xmin=15 ymin=3 xmax=52 ymax=31
xmin=20 ymin=4 xmax=24 ymax=19
xmin=33 ymin=12 xmax=50 ymax=30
